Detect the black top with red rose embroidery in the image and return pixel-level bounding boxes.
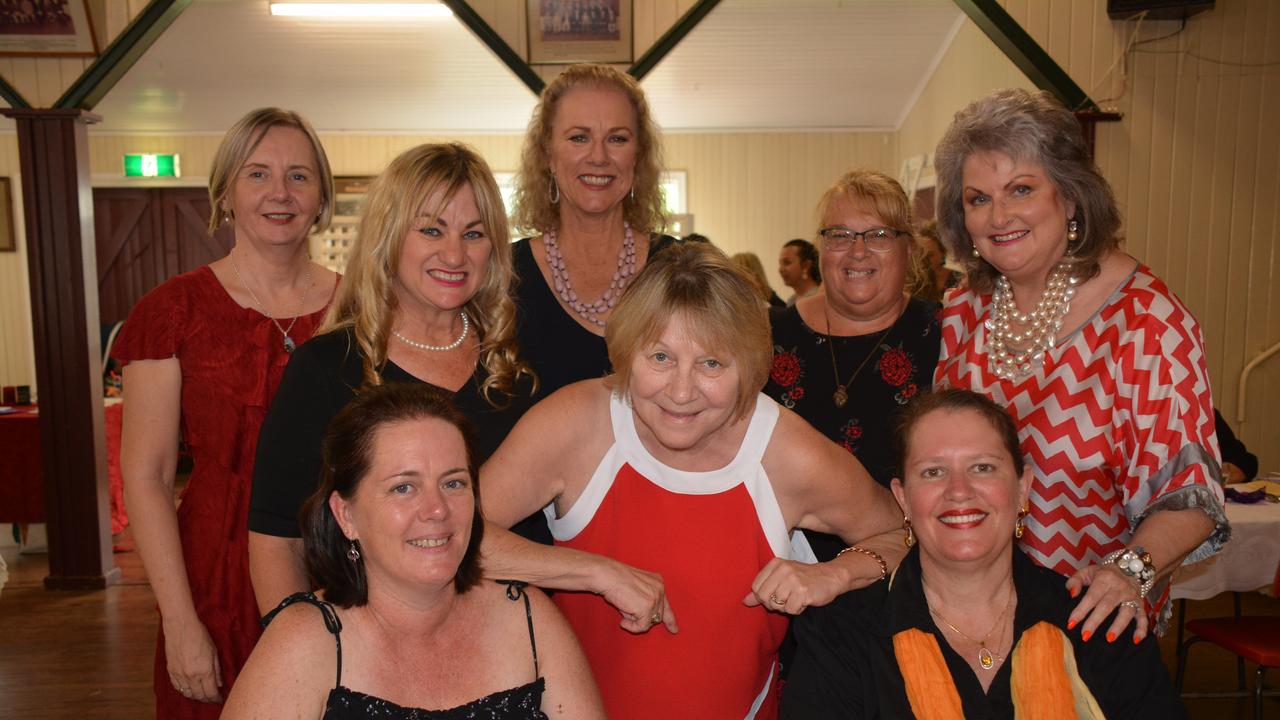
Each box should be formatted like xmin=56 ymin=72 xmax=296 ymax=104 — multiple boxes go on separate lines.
xmin=765 ymin=298 xmax=940 ymax=561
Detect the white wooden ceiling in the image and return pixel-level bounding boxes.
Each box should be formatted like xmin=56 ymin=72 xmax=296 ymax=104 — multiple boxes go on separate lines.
xmin=84 ymin=0 xmax=964 ymax=134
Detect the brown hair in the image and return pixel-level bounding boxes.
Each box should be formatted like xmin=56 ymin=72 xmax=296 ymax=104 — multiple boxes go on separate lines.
xmin=320 ymin=143 xmax=534 ymax=404
xmin=606 ymin=242 xmax=770 ymax=420
xmin=302 ymin=383 xmax=484 ymax=607
xmin=934 ymin=88 xmax=1122 ymax=294
xmin=731 ymin=252 xmax=774 ymax=304
xmin=207 ymin=107 xmax=334 ymax=234
xmin=512 ymin=64 xmax=666 ymax=236
xmin=893 ymin=388 xmax=1026 ymax=480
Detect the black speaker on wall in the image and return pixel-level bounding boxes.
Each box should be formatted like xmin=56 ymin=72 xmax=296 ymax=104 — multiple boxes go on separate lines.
xmin=1107 ymin=0 xmax=1214 ymax=20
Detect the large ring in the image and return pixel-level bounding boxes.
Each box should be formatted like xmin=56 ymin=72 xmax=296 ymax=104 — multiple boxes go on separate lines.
xmin=769 ymin=594 xmax=786 ymax=606
xmin=1120 ymin=600 xmax=1142 ymax=610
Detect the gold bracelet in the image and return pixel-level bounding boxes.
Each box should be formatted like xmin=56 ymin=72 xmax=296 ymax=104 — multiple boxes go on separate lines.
xmin=837 ymin=545 xmax=887 ymax=582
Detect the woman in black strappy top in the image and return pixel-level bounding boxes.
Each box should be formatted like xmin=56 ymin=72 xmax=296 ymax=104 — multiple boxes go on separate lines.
xmin=223 ymin=385 xmax=603 ymax=719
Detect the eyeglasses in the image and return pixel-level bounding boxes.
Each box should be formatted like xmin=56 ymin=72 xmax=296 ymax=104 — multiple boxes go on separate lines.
xmin=817 ymin=227 xmax=908 ymax=253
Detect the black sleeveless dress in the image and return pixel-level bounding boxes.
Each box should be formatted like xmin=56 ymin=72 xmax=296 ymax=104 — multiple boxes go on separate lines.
xmin=263 ymin=583 xmax=547 ymax=719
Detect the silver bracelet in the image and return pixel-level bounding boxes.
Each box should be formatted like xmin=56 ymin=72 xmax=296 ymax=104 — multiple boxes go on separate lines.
xmin=1102 ymin=546 xmax=1155 ymax=599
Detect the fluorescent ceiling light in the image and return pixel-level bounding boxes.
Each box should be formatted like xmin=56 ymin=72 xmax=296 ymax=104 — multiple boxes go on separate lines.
xmin=269 ymin=3 xmax=452 ymax=18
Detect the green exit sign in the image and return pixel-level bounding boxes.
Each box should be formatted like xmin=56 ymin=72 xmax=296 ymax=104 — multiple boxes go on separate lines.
xmin=123 ymin=153 xmax=180 ymax=178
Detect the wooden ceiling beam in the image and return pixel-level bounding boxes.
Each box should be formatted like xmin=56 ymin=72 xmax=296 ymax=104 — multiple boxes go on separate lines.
xmin=443 ymin=0 xmax=545 ymax=96
xmin=629 ymin=0 xmax=722 ymax=81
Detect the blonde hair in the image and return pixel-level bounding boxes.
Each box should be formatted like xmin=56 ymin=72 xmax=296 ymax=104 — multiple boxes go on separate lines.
xmin=320 ymin=143 xmax=534 ymax=405
xmin=606 ymin=243 xmax=770 ymax=420
xmin=816 ymin=168 xmax=924 ymax=298
xmin=512 ymin=64 xmax=666 ymax=236
xmin=207 ymin=107 xmax=334 ymax=234
xmin=731 ymin=252 xmax=774 ymax=304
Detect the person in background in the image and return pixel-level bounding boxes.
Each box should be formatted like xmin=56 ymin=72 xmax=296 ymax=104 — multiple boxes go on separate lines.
xmin=779 ymin=238 xmax=821 ymax=306
xmin=1214 ymin=409 xmax=1258 ymax=483
xmin=510 ymin=63 xmax=677 ymax=402
xmin=116 ymin=108 xmax=339 ymax=717
xmin=910 ymin=219 xmax=962 ymax=303
xmin=224 ymin=384 xmax=603 ymax=719
xmin=479 ymin=243 xmax=903 ymax=719
xmin=732 ymin=251 xmax=786 ymax=308
xmin=248 ymin=143 xmax=536 ymax=615
xmin=933 ymin=88 xmax=1228 ymax=642
xmin=782 ymin=389 xmax=1185 ymax=719
xmin=765 ymin=169 xmax=939 ymax=561
xmin=683 ymin=232 xmax=711 ymax=244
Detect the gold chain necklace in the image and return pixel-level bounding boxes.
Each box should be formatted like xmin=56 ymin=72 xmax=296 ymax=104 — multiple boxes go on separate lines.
xmin=823 ymin=301 xmax=896 ymax=408
xmin=923 ymin=579 xmax=1015 ymax=671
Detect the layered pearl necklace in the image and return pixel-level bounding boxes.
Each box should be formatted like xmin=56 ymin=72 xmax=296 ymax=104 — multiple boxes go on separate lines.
xmin=543 ymin=222 xmax=636 ymax=328
xmin=984 ymin=261 xmax=1079 ymax=380
xmin=392 ymin=311 xmax=470 ymax=352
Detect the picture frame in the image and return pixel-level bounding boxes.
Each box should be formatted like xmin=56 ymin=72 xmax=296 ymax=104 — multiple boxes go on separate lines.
xmin=0 ymin=0 xmax=99 ymax=57
xmin=0 ymin=177 xmax=15 ymax=253
xmin=527 ymin=0 xmax=632 ymax=65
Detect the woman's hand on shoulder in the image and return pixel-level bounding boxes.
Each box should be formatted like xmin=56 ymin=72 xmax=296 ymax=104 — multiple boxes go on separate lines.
xmin=1065 ymin=563 xmax=1149 ymax=645
xmin=743 ymin=558 xmax=852 ymax=615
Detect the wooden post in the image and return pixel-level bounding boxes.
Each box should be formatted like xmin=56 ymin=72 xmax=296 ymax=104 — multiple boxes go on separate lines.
xmin=1 ymin=108 xmax=119 ymax=590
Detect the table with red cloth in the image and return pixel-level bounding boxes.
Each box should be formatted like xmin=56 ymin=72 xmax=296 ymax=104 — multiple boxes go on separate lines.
xmin=0 ymin=401 xmax=128 ymax=534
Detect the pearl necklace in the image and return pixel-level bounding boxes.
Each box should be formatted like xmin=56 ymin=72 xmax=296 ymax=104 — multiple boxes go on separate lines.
xmin=229 ymin=252 xmax=313 ymax=354
xmin=543 ymin=223 xmax=636 ymax=328
xmin=984 ymin=262 xmax=1078 ymax=380
xmin=392 ymin=311 xmax=470 ymax=352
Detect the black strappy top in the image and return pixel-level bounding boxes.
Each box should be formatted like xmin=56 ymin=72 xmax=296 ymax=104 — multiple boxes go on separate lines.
xmin=263 ymin=582 xmax=547 ymax=720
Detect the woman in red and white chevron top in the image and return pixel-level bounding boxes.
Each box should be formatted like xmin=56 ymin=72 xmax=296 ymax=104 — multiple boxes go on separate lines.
xmin=931 ymin=89 xmax=1228 ymax=644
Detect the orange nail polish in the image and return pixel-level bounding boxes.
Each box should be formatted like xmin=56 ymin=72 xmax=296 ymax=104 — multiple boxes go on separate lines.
xmin=1067 ymin=619 xmax=1077 ymax=630
xmin=1133 ymin=635 xmax=1143 ymax=645
xmin=1082 ymin=629 xmax=1093 ymax=641
xmin=1106 ymin=632 xmax=1116 ymax=643
xmin=1070 ymin=586 xmax=1079 ymax=598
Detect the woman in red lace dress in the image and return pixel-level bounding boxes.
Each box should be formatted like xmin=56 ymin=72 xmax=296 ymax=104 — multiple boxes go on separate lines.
xmin=114 ymin=108 xmax=338 ymax=718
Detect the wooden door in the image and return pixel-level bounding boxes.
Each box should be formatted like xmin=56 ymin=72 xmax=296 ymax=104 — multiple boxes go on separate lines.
xmin=93 ymin=188 xmax=233 ymax=324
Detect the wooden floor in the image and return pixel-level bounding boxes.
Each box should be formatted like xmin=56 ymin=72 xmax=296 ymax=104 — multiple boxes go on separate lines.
xmin=2 ymin=531 xmax=1279 ymax=719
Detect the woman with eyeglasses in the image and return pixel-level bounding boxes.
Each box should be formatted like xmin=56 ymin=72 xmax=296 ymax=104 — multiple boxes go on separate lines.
xmin=765 ymin=169 xmax=940 ymax=561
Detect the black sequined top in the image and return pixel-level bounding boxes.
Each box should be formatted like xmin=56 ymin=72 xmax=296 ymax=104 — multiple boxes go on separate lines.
xmin=263 ymin=583 xmax=548 ymax=720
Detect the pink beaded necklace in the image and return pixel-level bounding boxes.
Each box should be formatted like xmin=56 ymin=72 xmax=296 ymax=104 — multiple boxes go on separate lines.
xmin=543 ymin=222 xmax=636 ymax=328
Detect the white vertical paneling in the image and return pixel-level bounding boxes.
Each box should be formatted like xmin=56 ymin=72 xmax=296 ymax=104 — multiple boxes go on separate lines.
xmin=998 ymin=0 xmax=1280 ymax=473
xmin=0 ymin=136 xmax=33 ymax=387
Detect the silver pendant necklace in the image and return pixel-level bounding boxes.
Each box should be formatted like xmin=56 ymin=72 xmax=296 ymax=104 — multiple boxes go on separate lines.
xmin=392 ymin=311 xmax=470 ymax=352
xmin=229 ymin=252 xmax=313 ymax=353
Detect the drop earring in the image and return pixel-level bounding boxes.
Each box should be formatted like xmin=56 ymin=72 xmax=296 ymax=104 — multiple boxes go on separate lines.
xmin=346 ymin=540 xmax=361 ymax=563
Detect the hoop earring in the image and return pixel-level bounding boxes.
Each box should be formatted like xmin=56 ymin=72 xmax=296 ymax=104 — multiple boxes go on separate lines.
xmin=1014 ymin=507 xmax=1028 ymax=539
xmin=629 ymin=185 xmax=635 ymax=201
xmin=549 ymin=172 xmax=560 ymax=204
xmin=346 ymin=540 xmax=361 ymax=563
xmin=903 ymin=518 xmax=915 ymax=548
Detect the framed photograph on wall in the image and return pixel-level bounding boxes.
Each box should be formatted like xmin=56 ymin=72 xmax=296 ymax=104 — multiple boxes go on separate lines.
xmin=0 ymin=0 xmax=98 ymax=57
xmin=0 ymin=178 xmax=15 ymax=252
xmin=527 ymin=0 xmax=632 ymax=65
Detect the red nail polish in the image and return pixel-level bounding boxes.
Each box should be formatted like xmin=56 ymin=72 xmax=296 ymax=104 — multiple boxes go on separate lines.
xmin=1082 ymin=630 xmax=1093 ymax=641
xmin=1106 ymin=632 xmax=1116 ymax=643
xmin=1070 ymin=586 xmax=1079 ymax=598
xmin=1067 ymin=619 xmax=1077 ymax=630
xmin=1133 ymin=635 xmax=1143 ymax=645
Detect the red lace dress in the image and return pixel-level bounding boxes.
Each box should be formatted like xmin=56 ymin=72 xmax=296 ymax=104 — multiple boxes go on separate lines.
xmin=112 ymin=265 xmax=333 ymax=718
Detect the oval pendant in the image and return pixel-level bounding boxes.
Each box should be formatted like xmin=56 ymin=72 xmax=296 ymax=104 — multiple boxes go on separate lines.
xmin=832 ymin=386 xmax=848 ymax=408
xmin=978 ymin=647 xmax=994 ymax=670
xmin=283 ymin=336 xmax=296 ymax=354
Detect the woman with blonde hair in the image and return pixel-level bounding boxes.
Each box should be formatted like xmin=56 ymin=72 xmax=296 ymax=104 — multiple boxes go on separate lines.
xmin=764 ymin=169 xmax=940 ymax=561
xmin=732 ymin=251 xmax=786 ymax=308
xmin=248 ymin=142 xmax=536 ymax=614
xmin=511 ymin=63 xmax=677 ymax=401
xmin=115 ymin=107 xmax=338 ymax=716
xmin=480 ymin=243 xmax=903 ymax=718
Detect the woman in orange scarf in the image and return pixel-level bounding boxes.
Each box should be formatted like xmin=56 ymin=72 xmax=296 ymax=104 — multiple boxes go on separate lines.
xmin=781 ymin=389 xmax=1185 ymax=718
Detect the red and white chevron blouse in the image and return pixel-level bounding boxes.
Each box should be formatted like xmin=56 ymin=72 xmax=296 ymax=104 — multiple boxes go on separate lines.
xmin=935 ymin=265 xmax=1224 ymax=577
